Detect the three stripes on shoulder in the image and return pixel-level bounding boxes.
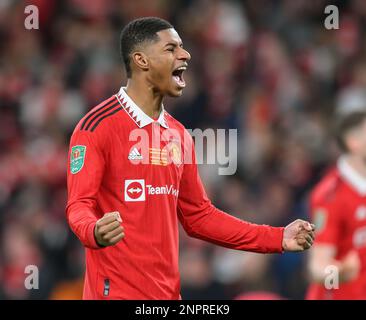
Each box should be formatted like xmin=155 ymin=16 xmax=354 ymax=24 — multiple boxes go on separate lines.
xmin=80 ymin=96 xmax=122 ymax=132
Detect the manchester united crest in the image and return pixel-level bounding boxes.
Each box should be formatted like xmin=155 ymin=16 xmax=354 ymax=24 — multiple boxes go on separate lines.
xmin=167 ymin=141 xmax=182 ymax=167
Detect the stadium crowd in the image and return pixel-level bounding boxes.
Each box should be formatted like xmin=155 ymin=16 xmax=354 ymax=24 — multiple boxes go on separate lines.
xmin=1 ymin=0 xmax=366 ymax=299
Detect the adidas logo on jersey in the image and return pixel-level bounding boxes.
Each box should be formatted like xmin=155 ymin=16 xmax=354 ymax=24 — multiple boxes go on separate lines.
xmin=128 ymin=148 xmax=143 ymax=160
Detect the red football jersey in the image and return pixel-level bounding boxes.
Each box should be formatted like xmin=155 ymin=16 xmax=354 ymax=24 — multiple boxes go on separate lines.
xmin=66 ymin=87 xmax=284 ymax=300
xmin=307 ymin=157 xmax=366 ymax=299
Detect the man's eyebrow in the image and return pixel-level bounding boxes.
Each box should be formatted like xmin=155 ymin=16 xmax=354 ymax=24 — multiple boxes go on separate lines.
xmin=164 ymin=41 xmax=183 ymax=47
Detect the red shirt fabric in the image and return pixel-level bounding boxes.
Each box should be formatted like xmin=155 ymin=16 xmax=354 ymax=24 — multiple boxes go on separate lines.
xmin=306 ymin=157 xmax=366 ymax=299
xmin=66 ymin=87 xmax=284 ymax=300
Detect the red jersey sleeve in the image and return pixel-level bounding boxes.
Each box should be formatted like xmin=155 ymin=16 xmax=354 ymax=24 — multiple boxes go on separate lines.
xmin=66 ymin=127 xmax=106 ymax=249
xmin=177 ymin=134 xmax=284 ymax=254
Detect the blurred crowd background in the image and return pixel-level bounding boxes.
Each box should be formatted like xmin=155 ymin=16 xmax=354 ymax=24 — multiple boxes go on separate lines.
xmin=1 ymin=0 xmax=366 ymax=299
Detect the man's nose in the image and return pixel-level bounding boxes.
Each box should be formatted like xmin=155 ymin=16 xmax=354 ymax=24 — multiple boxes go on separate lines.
xmin=178 ymin=47 xmax=191 ymax=61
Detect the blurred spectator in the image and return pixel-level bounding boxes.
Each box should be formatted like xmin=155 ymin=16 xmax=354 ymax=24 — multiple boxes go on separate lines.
xmin=0 ymin=0 xmax=363 ymax=299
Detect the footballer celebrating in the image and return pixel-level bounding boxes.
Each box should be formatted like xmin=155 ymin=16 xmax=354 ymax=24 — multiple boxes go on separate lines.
xmin=307 ymin=110 xmax=366 ymax=299
xmin=66 ymin=17 xmax=315 ymax=299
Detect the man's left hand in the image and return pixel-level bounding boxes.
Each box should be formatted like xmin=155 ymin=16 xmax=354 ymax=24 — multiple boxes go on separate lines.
xmin=282 ymin=219 xmax=315 ymax=252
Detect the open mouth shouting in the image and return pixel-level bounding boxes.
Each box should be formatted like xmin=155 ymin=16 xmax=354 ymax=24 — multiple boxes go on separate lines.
xmin=172 ymin=65 xmax=187 ymax=88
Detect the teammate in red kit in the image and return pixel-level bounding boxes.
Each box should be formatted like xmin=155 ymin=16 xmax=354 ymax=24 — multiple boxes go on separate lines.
xmin=307 ymin=110 xmax=366 ymax=299
xmin=66 ymin=17 xmax=315 ymax=300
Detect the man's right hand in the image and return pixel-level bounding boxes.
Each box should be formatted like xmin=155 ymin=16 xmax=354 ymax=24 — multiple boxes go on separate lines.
xmin=340 ymin=250 xmax=361 ymax=283
xmin=94 ymin=211 xmax=125 ymax=247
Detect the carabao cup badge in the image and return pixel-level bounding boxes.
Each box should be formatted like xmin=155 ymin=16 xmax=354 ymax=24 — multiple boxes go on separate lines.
xmin=70 ymin=145 xmax=86 ymax=174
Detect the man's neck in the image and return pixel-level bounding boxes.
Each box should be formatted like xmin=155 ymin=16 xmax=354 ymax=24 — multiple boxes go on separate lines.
xmin=125 ymin=78 xmax=163 ymax=119
xmin=344 ymin=154 xmax=366 ymax=179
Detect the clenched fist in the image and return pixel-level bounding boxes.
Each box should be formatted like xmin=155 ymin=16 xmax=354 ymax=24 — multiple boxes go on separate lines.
xmin=94 ymin=211 xmax=125 ymax=247
xmin=340 ymin=250 xmax=361 ymax=282
xmin=282 ymin=219 xmax=315 ymax=252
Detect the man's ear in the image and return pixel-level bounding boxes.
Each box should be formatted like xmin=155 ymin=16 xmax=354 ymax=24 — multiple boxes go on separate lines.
xmin=131 ymin=52 xmax=149 ymax=72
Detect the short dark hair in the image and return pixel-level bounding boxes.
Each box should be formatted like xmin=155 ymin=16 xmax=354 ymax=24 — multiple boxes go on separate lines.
xmin=120 ymin=17 xmax=173 ymax=78
xmin=334 ymin=110 xmax=366 ymax=152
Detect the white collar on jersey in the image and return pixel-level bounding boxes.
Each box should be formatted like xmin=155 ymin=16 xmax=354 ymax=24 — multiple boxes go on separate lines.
xmin=115 ymin=87 xmax=169 ymax=129
xmin=338 ymin=156 xmax=366 ymax=196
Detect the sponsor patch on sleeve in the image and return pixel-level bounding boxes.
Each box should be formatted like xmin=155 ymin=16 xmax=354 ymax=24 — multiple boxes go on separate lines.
xmin=313 ymin=208 xmax=327 ymax=233
xmin=70 ymin=145 xmax=86 ymax=174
